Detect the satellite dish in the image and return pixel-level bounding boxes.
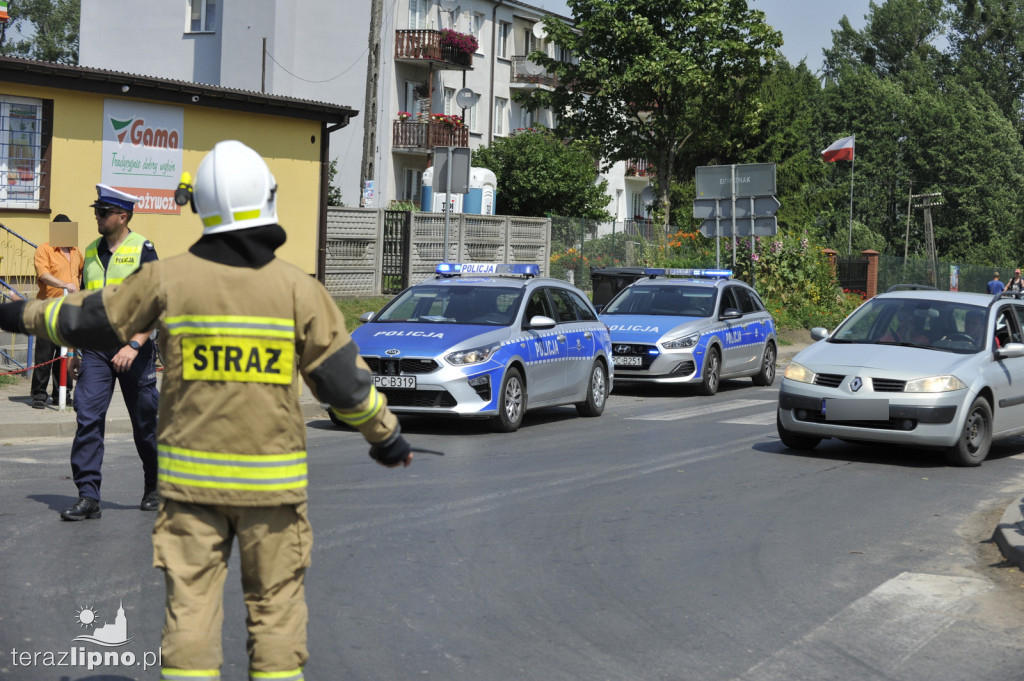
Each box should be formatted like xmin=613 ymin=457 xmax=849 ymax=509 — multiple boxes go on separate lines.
xmin=523 ymin=59 xmax=544 ymax=76
xmin=532 ymin=22 xmax=547 ymax=39
xmin=455 ymin=87 xmax=479 ymax=109
xmin=640 ymin=186 xmax=655 ymax=206
xmin=439 ymin=0 xmax=456 ymax=12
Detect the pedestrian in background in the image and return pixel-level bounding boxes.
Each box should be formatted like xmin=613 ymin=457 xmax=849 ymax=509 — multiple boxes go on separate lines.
xmin=987 ymin=271 xmax=1005 ymax=295
xmin=60 ymin=185 xmax=160 ymax=521
xmin=0 ymin=141 xmax=414 ymax=681
xmin=30 ymin=213 xmax=83 ymax=409
xmin=1006 ymin=268 xmax=1024 ymax=294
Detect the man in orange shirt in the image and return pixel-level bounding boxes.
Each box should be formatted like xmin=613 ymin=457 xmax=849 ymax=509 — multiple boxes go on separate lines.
xmin=31 ymin=214 xmax=83 ymax=408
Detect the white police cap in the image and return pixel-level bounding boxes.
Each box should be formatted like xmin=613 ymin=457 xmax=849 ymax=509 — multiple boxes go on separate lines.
xmin=90 ymin=184 xmax=140 ymax=212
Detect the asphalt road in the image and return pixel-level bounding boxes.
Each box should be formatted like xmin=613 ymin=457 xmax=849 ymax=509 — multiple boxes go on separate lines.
xmin=2 ymin=380 xmax=1024 ymax=680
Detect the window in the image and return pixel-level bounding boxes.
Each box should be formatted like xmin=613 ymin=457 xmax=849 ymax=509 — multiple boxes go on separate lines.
xmin=402 ymin=169 xmax=422 ymax=204
xmin=549 ymin=288 xmax=579 ymax=323
xmin=497 ymin=21 xmax=512 ymax=59
xmin=443 ymin=88 xmax=455 ymax=116
xmin=469 ymin=13 xmax=484 ymax=52
xmin=187 ymin=0 xmax=217 ymax=32
xmin=409 ymin=0 xmax=428 ymax=30
xmin=518 ymin=106 xmax=532 ymax=130
xmin=0 ymin=96 xmax=48 ymax=210
xmin=567 ymin=290 xmax=598 ymax=321
xmin=494 ymin=98 xmax=507 ymax=135
xmin=465 ymin=101 xmax=478 ymax=133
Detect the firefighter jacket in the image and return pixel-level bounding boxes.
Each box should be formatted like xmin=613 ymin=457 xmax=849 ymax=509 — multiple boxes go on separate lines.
xmin=83 ymin=231 xmax=150 ymax=289
xmin=18 ymin=230 xmax=398 ymax=506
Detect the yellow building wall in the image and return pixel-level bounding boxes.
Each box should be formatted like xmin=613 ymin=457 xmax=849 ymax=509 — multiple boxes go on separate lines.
xmin=0 ymin=82 xmax=322 ymax=289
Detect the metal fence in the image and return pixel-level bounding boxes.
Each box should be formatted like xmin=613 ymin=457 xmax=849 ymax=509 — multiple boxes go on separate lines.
xmin=876 ymin=255 xmax=1018 ymax=294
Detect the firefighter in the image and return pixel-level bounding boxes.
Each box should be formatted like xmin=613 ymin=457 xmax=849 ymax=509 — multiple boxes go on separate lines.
xmin=0 ymin=140 xmax=413 ymax=681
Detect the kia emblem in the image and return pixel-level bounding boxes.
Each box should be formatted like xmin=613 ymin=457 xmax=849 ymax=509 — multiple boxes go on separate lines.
xmin=850 ymin=377 xmax=862 ymax=392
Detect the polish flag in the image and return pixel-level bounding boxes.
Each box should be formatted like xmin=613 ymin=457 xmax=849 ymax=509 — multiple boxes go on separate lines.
xmin=821 ymin=135 xmax=855 ymax=162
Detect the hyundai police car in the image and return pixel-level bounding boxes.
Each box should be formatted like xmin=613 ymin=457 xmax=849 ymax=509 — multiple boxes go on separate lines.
xmin=599 ymin=269 xmax=777 ymax=395
xmin=347 ymin=263 xmax=613 ymax=432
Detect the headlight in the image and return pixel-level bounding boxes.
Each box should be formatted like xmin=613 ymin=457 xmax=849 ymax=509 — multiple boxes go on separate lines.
xmin=662 ymin=333 xmax=699 ymax=349
xmin=783 ymin=361 xmax=815 ymax=384
xmin=446 ymin=345 xmax=498 ymax=365
xmin=904 ymin=375 xmax=966 ymax=393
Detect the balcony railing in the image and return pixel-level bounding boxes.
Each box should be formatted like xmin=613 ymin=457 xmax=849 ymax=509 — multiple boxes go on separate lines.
xmin=510 ymin=55 xmax=559 ymax=87
xmin=625 ymin=158 xmax=654 ymax=178
xmin=393 ymin=119 xmax=469 ymax=150
xmin=395 ymin=30 xmax=473 ymax=69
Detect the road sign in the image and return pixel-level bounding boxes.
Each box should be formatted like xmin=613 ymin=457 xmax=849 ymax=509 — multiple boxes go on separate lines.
xmin=695 ymin=163 xmax=776 ymax=199
xmin=693 ymin=195 xmax=780 ymax=219
xmin=433 ymin=147 xmax=472 ymax=193
xmin=699 ymin=216 xmax=778 ymax=238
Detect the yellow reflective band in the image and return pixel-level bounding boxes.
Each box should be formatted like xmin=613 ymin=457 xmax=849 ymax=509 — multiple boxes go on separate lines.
xmin=234 ymin=209 xmax=260 ymax=221
xmin=166 ymin=314 xmax=294 ymax=339
xmin=158 ymin=446 xmax=308 ymax=491
xmin=202 ymin=214 xmax=222 ymax=228
xmin=181 ymin=337 xmax=294 ymax=385
xmin=161 ymin=669 xmax=221 ymax=681
xmin=44 ymin=298 xmax=65 ymax=346
xmin=250 ymin=670 xmax=303 ymax=681
xmin=332 ymin=387 xmax=384 ymax=426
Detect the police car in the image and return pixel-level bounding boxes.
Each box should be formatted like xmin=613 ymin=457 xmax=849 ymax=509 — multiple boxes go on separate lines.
xmin=347 ymin=263 xmax=613 ymax=432
xmin=598 ymin=269 xmax=777 ymax=395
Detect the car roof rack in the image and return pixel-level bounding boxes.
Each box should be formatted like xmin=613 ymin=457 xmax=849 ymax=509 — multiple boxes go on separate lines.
xmin=434 ymin=262 xmax=540 ymax=279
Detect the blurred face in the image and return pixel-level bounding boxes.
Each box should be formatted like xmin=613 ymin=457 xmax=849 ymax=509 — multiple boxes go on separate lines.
xmin=897 ymin=308 xmax=914 ymax=326
xmin=966 ymin=315 xmax=984 ymax=336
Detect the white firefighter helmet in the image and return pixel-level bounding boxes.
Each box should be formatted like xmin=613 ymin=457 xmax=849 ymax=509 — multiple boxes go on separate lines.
xmin=193 ymin=140 xmax=278 ymax=234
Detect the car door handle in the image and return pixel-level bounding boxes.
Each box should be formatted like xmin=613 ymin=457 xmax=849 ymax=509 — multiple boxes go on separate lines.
xmin=584 ymin=331 xmax=593 ymax=339
xmin=557 ymin=334 xmax=567 ymax=343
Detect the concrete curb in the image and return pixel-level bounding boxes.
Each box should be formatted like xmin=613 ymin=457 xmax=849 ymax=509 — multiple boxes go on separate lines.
xmin=994 ymin=497 xmax=1024 ymax=568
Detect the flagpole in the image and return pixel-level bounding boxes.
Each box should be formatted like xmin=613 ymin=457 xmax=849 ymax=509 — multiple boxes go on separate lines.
xmin=848 ymin=134 xmax=855 ymax=257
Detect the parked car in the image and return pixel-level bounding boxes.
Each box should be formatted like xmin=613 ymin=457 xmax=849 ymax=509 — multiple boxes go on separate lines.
xmin=777 ymin=287 xmax=1024 ymax=466
xmin=598 ymin=269 xmax=777 ymax=395
xmin=338 ymin=263 xmax=613 ymax=432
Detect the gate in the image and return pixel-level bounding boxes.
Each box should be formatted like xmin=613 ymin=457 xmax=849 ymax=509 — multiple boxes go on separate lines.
xmin=837 ymin=257 xmax=868 ymax=295
xmin=382 ymin=210 xmax=410 ymax=294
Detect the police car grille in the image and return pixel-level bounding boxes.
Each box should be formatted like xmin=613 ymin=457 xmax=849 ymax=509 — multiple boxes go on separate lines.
xmin=362 ymin=357 xmax=439 ymax=374
xmin=871 ymin=378 xmax=907 ymax=392
xmin=813 ymin=373 xmax=844 ymax=388
xmin=379 ymin=388 xmax=457 ymax=408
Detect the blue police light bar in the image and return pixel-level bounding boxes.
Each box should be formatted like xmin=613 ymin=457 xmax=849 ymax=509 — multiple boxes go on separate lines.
xmin=435 ymin=263 xmax=541 ymax=277
xmin=644 ymin=268 xmax=733 ymax=279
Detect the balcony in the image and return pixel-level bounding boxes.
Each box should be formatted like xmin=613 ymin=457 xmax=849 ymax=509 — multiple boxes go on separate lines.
xmin=395 ymin=30 xmax=473 ymax=70
xmin=393 ymin=118 xmax=469 ymax=153
xmin=510 ymin=55 xmax=559 ymax=88
xmin=624 ymin=158 xmax=654 ymax=179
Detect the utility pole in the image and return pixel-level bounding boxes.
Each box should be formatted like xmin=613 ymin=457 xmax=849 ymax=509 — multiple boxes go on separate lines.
xmin=359 ymin=0 xmax=383 ymax=207
xmin=912 ymin=192 xmax=942 ymax=287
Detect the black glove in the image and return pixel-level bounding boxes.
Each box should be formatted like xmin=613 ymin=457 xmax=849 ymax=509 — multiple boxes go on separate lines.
xmin=369 ymin=430 xmax=411 ymax=466
xmin=0 ymin=301 xmax=26 ymax=334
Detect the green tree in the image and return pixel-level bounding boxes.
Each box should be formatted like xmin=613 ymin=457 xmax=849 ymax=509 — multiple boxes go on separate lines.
xmin=0 ymin=0 xmax=80 ymax=64
xmin=327 ymin=159 xmax=344 ymax=206
xmin=472 ymin=127 xmax=611 ymax=220
xmin=527 ymin=0 xmax=782 ymax=227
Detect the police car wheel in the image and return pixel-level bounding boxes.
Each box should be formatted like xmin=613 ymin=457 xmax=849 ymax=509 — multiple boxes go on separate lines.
xmin=776 ymin=411 xmax=821 ymax=450
xmin=752 ymin=341 xmax=777 ymax=387
xmin=576 ymin=360 xmax=608 ymax=417
xmin=490 ymin=367 xmax=525 ymax=432
xmin=697 ymin=347 xmax=720 ymax=396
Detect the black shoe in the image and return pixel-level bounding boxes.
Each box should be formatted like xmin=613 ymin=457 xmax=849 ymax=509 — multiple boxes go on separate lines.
xmin=140 ymin=489 xmax=160 ymax=511
xmin=60 ymin=497 xmax=101 ymax=521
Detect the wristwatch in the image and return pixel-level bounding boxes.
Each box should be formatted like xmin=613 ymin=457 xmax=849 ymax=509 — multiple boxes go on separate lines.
xmin=128 ymin=340 xmax=142 ymax=351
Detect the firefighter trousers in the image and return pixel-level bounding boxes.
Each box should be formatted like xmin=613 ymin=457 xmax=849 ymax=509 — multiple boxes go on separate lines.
xmin=153 ymin=499 xmax=312 ymax=681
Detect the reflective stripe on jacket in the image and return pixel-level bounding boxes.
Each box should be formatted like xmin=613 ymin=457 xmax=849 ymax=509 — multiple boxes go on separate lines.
xmin=83 ymin=231 xmax=147 ymax=290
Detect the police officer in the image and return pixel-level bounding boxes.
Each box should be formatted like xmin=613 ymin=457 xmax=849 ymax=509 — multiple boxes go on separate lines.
xmin=60 ymin=185 xmax=159 ymax=520
xmin=0 ymin=140 xmax=413 ymax=681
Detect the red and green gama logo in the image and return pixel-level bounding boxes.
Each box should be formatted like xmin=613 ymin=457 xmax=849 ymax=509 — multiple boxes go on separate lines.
xmin=109 ymin=116 xmax=180 ymax=149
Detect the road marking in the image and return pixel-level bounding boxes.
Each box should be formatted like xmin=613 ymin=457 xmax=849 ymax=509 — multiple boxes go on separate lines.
xmin=732 ymin=572 xmax=992 ymax=681
xmin=722 ymin=411 xmax=777 ymax=426
xmin=626 ymin=398 xmax=775 ymax=421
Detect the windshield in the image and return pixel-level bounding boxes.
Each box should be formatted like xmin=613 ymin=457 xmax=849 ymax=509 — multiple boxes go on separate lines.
xmin=374 ymin=285 xmax=523 ymax=325
xmin=602 ymin=285 xmax=716 ymax=317
xmin=832 ymin=297 xmax=988 ymax=352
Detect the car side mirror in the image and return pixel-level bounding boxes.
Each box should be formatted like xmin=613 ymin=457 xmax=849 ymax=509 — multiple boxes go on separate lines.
xmin=810 ymin=327 xmax=830 ymax=341
xmin=996 ymin=342 xmax=1024 ymax=359
xmin=526 ymin=315 xmax=556 ymax=330
xmin=358 ymin=311 xmax=376 ymax=323
xmin=720 ymin=308 xmax=742 ymax=321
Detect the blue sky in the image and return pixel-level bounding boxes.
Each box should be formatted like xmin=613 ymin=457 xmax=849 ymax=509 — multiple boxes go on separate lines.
xmin=528 ymin=0 xmax=874 ymax=73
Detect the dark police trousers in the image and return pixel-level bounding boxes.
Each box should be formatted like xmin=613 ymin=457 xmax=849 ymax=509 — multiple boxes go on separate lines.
xmin=70 ymin=343 xmax=159 ymax=501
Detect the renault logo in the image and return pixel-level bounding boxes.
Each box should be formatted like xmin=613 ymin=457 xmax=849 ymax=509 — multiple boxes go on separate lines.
xmin=850 ymin=377 xmax=862 ymax=392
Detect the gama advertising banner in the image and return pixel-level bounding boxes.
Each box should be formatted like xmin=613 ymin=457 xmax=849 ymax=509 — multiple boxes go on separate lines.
xmin=101 ymin=99 xmax=184 ymax=214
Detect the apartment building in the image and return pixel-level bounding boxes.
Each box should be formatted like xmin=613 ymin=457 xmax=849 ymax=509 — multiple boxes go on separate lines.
xmin=79 ymin=0 xmax=652 ymax=223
